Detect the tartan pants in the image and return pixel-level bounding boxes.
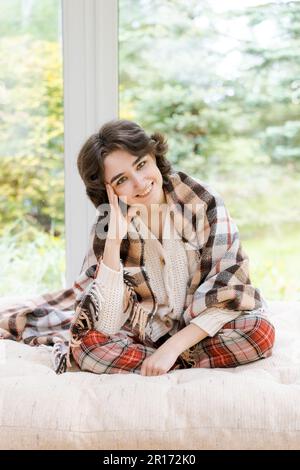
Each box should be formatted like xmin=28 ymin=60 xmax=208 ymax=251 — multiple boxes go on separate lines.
xmin=71 ymin=310 xmax=275 ymax=375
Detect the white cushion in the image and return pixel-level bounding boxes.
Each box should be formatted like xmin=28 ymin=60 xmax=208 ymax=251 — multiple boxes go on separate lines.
xmin=0 ymin=299 xmax=299 ymax=450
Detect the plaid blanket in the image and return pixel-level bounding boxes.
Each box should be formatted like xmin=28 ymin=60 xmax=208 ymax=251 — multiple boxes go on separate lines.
xmin=0 ymin=171 xmax=263 ymax=374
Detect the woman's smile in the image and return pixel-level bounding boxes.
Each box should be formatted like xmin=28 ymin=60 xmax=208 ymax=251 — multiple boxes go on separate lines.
xmin=136 ymin=181 xmax=154 ymax=198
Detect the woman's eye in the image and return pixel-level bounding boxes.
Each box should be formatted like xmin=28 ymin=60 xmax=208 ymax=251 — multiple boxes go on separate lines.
xmin=116 ymin=161 xmax=146 ymax=185
xmin=116 ymin=177 xmax=126 ymax=185
xmin=137 ymin=161 xmax=146 ymax=169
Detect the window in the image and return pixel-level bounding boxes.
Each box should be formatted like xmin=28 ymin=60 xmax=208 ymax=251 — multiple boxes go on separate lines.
xmin=119 ymin=0 xmax=300 ymax=301
xmin=0 ymin=0 xmax=65 ymax=295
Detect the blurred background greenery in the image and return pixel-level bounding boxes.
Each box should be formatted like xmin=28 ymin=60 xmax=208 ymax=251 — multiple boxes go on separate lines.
xmin=0 ymin=0 xmax=299 ymax=300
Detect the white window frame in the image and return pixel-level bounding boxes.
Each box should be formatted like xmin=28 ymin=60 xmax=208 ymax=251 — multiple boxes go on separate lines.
xmin=62 ymin=0 xmax=118 ymax=287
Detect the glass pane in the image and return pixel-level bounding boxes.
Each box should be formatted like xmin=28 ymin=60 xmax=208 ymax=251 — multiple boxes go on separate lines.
xmin=0 ymin=0 xmax=65 ymax=296
xmin=119 ymin=0 xmax=300 ymax=301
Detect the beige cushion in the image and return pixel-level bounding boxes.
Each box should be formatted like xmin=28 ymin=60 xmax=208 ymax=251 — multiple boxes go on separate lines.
xmin=0 ymin=299 xmax=299 ymax=450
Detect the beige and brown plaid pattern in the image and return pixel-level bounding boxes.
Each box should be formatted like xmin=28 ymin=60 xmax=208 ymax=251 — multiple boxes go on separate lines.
xmin=0 ymin=171 xmax=263 ymax=373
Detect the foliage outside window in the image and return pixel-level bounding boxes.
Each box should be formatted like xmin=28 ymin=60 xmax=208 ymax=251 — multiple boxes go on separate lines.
xmin=119 ymin=0 xmax=300 ymax=301
xmin=0 ymin=0 xmax=299 ymax=301
xmin=0 ymin=0 xmax=65 ymax=295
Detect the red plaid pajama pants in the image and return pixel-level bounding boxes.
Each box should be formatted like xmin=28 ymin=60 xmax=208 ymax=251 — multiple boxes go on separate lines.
xmin=71 ymin=309 xmax=275 ymax=375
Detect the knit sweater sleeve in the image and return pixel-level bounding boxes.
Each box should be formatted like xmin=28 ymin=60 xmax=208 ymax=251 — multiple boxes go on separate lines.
xmin=72 ymin=258 xmax=130 ymax=336
xmin=93 ymin=260 xmax=129 ymax=334
xmin=189 ymin=307 xmax=243 ymax=337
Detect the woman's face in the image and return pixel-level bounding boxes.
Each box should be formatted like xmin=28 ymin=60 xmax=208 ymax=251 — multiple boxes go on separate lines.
xmin=103 ymin=149 xmax=166 ymax=208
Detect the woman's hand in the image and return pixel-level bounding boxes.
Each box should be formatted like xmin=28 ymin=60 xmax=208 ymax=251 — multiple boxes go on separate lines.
xmin=140 ymin=343 xmax=179 ymax=376
xmin=105 ymin=183 xmax=138 ymax=243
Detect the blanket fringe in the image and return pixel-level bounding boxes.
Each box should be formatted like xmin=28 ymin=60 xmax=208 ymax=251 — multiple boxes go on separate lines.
xmin=124 ymin=282 xmax=157 ymax=342
xmin=69 ymin=307 xmax=91 ymax=348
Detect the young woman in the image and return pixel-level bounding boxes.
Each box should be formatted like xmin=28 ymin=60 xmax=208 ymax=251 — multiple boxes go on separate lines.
xmin=67 ymin=118 xmax=275 ymax=376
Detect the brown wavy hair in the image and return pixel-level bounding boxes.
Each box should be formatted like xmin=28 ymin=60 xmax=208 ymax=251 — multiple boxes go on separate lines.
xmin=77 ymin=119 xmax=173 ymax=208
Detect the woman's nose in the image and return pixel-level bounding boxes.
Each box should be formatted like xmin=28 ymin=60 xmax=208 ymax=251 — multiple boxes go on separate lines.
xmin=132 ymin=175 xmax=145 ymax=191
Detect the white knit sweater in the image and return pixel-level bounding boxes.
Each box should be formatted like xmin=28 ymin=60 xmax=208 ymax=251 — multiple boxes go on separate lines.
xmin=93 ymin=210 xmax=242 ymax=342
